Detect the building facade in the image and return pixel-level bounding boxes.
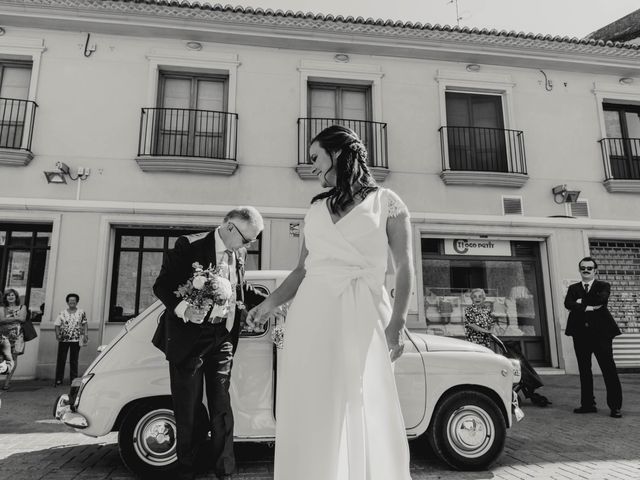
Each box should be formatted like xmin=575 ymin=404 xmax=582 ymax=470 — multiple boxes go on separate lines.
xmin=2 ymin=0 xmax=640 ymax=379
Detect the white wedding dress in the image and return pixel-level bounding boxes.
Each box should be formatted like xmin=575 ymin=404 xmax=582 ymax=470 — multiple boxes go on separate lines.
xmin=274 ymin=188 xmax=412 ymax=480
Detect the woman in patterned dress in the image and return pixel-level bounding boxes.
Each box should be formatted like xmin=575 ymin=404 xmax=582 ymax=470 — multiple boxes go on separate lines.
xmin=247 ymin=125 xmax=413 ymax=480
xmin=0 ymin=289 xmax=27 ymax=390
xmin=463 ymin=288 xmax=496 ymax=348
xmin=54 ymin=293 xmax=88 ymax=386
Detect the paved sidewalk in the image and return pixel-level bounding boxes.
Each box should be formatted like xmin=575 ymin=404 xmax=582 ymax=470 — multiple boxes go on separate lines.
xmin=0 ymin=374 xmax=639 ymax=480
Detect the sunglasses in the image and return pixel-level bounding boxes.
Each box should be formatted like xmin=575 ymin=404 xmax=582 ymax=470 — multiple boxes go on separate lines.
xmin=579 ymin=266 xmax=595 ymax=271
xmin=229 ymin=222 xmax=257 ymax=245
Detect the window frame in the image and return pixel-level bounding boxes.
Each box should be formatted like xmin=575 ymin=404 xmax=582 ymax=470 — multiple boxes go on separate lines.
xmin=307 ymin=81 xmax=372 ymax=121
xmin=154 ymin=71 xmax=230 ymax=158
xmin=109 ymin=227 xmax=262 ymax=323
xmin=435 ymin=70 xmax=526 ymax=187
xmin=0 ymin=223 xmax=52 ymax=322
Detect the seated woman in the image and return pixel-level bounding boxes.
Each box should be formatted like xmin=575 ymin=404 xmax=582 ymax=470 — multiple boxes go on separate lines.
xmin=463 ymin=288 xmax=495 ymax=348
xmin=0 ymin=338 xmax=14 ymax=374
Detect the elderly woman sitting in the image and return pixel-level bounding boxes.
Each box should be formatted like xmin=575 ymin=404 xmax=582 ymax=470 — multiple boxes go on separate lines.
xmin=463 ymin=288 xmax=495 ymax=348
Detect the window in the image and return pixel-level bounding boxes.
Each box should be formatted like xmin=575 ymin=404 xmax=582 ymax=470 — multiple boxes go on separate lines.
xmin=154 ymin=72 xmax=229 ymax=158
xmin=421 ymin=238 xmax=548 ymax=365
xmin=0 ymin=62 xmax=32 ymax=150
xmin=109 ymin=227 xmax=262 ymax=322
xmin=445 ymin=92 xmax=507 ymax=172
xmin=0 ymin=223 xmax=51 ymax=321
xmin=307 ymin=83 xmax=374 ymax=156
xmin=602 ymin=103 xmax=640 ymax=180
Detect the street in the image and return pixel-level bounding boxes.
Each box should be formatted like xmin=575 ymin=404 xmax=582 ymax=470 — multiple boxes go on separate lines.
xmin=1 ymin=374 xmax=639 ymax=480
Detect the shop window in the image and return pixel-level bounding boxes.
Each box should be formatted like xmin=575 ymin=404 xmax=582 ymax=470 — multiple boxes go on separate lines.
xmin=109 ymin=227 xmax=262 ymax=322
xmin=0 ymin=224 xmax=51 ymax=321
xmin=421 ymin=238 xmax=548 ymax=365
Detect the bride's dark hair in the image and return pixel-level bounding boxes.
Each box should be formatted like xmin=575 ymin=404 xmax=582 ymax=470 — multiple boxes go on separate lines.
xmin=310 ymin=125 xmax=378 ymax=214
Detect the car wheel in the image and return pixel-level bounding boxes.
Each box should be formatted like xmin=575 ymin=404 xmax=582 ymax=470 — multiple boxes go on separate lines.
xmin=118 ymin=399 xmax=208 ymax=478
xmin=427 ymin=390 xmax=506 ymax=470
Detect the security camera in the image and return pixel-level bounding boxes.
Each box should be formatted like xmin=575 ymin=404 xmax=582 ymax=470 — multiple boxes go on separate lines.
xmin=55 ymin=161 xmax=71 ymax=174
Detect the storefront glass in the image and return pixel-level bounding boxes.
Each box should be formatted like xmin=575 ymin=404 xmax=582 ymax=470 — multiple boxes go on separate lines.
xmin=421 ymin=237 xmax=549 ymax=365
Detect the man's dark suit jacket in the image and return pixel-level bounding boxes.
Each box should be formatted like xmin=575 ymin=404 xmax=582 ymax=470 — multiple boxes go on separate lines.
xmin=564 ymin=279 xmax=622 ymax=339
xmin=151 ymin=230 xmax=265 ymax=365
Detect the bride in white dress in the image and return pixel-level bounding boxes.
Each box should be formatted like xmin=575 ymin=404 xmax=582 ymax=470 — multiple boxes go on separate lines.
xmin=247 ymin=125 xmax=413 ymax=480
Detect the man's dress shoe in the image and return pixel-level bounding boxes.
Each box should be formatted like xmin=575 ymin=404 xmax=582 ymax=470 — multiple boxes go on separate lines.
xmin=573 ymin=405 xmax=597 ymax=414
xmin=610 ymin=409 xmax=622 ymax=418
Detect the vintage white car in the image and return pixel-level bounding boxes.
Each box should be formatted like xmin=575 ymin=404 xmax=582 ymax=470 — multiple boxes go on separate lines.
xmin=54 ymin=271 xmax=522 ymax=476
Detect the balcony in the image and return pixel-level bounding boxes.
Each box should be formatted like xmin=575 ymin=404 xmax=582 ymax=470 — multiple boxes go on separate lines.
xmin=136 ymin=108 xmax=238 ymax=175
xmin=297 ymin=118 xmax=389 ymax=182
xmin=600 ymin=138 xmax=640 ymax=193
xmin=438 ymin=126 xmax=528 ymax=187
xmin=0 ymin=98 xmax=38 ymax=166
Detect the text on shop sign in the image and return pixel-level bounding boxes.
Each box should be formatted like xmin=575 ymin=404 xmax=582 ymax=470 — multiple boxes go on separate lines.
xmin=444 ymin=238 xmax=511 ymax=256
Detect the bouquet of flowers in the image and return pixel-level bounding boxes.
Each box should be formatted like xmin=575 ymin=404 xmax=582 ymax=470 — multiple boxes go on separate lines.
xmin=174 ymin=262 xmax=234 ymax=322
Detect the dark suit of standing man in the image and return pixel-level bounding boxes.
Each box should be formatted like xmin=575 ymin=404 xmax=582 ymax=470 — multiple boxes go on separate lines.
xmin=152 ymin=207 xmax=266 ymax=480
xmin=564 ymin=256 xmax=622 ymax=418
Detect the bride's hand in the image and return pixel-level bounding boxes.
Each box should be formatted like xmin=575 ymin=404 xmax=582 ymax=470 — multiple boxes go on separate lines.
xmin=385 ymin=320 xmax=405 ymax=362
xmin=246 ymin=300 xmax=277 ymax=331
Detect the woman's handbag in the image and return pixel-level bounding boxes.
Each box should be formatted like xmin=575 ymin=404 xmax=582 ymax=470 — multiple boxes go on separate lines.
xmin=22 ymin=319 xmax=38 ymax=342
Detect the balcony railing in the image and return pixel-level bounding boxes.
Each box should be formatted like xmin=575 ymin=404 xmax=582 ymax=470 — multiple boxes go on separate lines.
xmin=600 ymin=138 xmax=640 ymax=180
xmin=297 ymin=118 xmax=388 ymax=169
xmin=137 ymin=108 xmax=238 ymax=160
xmin=439 ymin=126 xmax=527 ymax=174
xmin=0 ymin=98 xmax=38 ymax=151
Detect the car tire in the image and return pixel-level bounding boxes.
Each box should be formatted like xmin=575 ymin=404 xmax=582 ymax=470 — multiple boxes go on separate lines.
xmin=118 ymin=398 xmax=208 ymax=478
xmin=427 ymin=390 xmax=506 ymax=470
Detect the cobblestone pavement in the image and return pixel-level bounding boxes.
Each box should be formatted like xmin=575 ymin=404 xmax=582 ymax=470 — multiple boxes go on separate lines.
xmin=1 ymin=374 xmax=639 ymax=480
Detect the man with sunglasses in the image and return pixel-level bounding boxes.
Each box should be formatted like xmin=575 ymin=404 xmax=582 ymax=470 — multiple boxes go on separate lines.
xmin=152 ymin=206 xmax=266 ymax=480
xmin=564 ymin=256 xmax=622 ymax=418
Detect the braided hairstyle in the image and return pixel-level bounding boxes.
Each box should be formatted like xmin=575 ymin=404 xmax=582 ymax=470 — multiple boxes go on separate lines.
xmin=310 ymin=125 xmax=378 ymax=214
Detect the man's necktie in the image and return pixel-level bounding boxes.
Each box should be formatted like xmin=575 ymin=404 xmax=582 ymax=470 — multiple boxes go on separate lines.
xmin=583 ymin=283 xmax=589 ymax=293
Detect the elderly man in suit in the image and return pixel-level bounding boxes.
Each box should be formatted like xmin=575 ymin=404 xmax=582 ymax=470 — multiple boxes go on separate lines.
xmin=564 ymin=256 xmax=622 ymax=418
xmin=152 ymin=206 xmax=266 ymax=480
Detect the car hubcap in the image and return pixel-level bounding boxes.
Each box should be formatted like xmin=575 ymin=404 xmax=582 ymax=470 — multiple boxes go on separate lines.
xmin=133 ymin=408 xmax=177 ymax=466
xmin=446 ymin=405 xmax=494 ymax=458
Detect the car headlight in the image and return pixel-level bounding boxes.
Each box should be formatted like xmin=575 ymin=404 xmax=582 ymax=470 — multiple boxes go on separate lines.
xmin=70 ymin=373 xmax=94 ymax=410
xmin=510 ymin=359 xmax=521 ymax=384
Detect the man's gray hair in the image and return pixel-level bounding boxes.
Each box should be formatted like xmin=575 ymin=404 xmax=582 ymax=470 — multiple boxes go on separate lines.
xmin=224 ymin=206 xmax=264 ymax=231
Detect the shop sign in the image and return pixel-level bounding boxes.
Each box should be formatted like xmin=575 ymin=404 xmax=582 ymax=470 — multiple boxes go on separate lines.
xmin=444 ymin=238 xmax=511 ymax=256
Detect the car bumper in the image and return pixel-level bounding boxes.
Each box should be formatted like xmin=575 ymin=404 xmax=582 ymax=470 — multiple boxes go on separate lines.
xmin=53 ymin=394 xmax=89 ymax=429
xmin=512 ymin=390 xmax=524 ymax=423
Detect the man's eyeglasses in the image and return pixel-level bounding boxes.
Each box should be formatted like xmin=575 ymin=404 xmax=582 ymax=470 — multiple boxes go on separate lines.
xmin=229 ymin=222 xmax=257 ymax=245
xmin=579 ymin=266 xmax=595 ymax=271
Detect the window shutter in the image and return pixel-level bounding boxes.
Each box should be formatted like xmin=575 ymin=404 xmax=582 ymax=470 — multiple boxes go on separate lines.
xmin=502 ymin=196 xmax=523 ymax=215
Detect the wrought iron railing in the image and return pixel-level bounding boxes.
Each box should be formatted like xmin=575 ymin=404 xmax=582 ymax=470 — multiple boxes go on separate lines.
xmin=0 ymin=98 xmax=38 ymax=151
xmin=137 ymin=108 xmax=238 ymax=160
xmin=297 ymin=118 xmax=388 ymax=168
xmin=439 ymin=126 xmax=527 ymax=174
xmin=599 ymin=137 xmax=640 ymax=180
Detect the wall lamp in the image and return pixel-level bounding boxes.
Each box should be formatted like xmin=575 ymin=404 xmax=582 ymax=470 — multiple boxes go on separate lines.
xmin=44 ymin=161 xmax=90 ymax=184
xmin=552 ymin=184 xmax=580 ymax=204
